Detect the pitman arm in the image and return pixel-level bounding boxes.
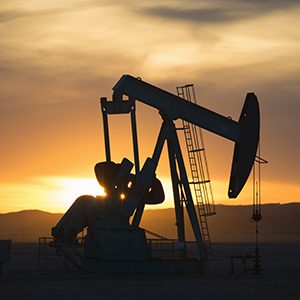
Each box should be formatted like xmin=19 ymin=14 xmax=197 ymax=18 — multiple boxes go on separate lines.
xmin=112 ymin=75 xmax=260 ymax=198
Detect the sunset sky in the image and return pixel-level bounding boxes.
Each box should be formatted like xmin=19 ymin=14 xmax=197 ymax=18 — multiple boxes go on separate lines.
xmin=1 ymin=0 xmax=299 ymax=213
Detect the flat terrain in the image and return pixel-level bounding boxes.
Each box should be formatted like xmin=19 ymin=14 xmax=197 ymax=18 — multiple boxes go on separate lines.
xmin=1 ymin=243 xmax=299 ymax=299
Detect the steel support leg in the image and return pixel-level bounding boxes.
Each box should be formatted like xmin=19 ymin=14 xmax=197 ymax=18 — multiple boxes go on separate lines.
xmin=130 ymin=99 xmax=140 ymax=174
xmin=166 ymin=121 xmax=206 ymax=261
xmin=132 ymin=121 xmax=168 ymax=227
xmin=100 ymin=98 xmax=111 ymax=162
xmin=167 ymin=139 xmax=185 ymax=243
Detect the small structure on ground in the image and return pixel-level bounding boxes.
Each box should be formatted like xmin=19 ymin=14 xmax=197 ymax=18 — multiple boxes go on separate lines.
xmin=0 ymin=240 xmax=11 ymax=276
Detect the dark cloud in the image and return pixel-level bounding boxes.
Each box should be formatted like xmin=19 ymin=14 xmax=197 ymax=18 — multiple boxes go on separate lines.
xmin=0 ymin=10 xmax=23 ymax=23
xmin=138 ymin=0 xmax=299 ymax=24
xmin=3 ymin=0 xmax=296 ymax=25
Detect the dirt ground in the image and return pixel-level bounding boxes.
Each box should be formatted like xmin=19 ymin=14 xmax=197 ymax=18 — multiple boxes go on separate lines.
xmin=0 ymin=243 xmax=299 ymax=299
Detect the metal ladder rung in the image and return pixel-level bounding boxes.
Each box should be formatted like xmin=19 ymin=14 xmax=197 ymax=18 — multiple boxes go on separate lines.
xmin=205 ymin=212 xmax=217 ymax=216
xmin=189 ymin=180 xmax=210 ymax=185
xmin=188 ymin=148 xmax=204 ymax=153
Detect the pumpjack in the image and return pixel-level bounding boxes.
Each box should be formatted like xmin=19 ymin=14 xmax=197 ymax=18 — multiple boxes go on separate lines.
xmin=52 ymin=75 xmax=260 ymax=273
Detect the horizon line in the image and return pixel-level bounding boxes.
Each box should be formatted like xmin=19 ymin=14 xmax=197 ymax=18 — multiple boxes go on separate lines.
xmin=1 ymin=202 xmax=299 ymax=215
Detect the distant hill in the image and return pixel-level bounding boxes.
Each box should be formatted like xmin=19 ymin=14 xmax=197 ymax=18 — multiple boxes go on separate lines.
xmin=141 ymin=203 xmax=300 ymax=243
xmin=0 ymin=204 xmax=299 ymax=243
xmin=0 ymin=210 xmax=62 ymax=241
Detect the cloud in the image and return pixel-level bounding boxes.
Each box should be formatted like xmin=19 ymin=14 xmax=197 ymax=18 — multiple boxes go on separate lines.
xmin=0 ymin=0 xmax=299 ymax=207
xmin=0 ymin=0 xmax=116 ymax=26
xmin=138 ymin=0 xmax=300 ymax=24
xmin=0 ymin=9 xmax=23 ymax=23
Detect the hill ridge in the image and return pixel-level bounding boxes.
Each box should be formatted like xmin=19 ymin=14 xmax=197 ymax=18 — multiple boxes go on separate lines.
xmin=0 ymin=203 xmax=299 ymax=243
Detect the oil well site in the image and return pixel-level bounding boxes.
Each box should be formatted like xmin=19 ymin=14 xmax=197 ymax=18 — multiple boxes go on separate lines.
xmin=1 ymin=76 xmax=299 ymax=299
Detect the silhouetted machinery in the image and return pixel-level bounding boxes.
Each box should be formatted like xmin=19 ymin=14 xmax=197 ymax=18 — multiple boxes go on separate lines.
xmin=52 ymin=75 xmax=260 ymax=273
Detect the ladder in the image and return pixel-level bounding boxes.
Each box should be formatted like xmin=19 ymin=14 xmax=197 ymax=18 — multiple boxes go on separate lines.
xmin=176 ymin=84 xmax=215 ymax=259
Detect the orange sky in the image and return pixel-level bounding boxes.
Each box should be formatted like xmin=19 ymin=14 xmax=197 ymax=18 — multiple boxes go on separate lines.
xmin=1 ymin=0 xmax=300 ymax=213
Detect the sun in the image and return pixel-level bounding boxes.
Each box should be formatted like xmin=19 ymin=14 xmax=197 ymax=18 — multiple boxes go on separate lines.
xmin=48 ymin=177 xmax=106 ymax=211
xmin=61 ymin=178 xmax=106 ymax=197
